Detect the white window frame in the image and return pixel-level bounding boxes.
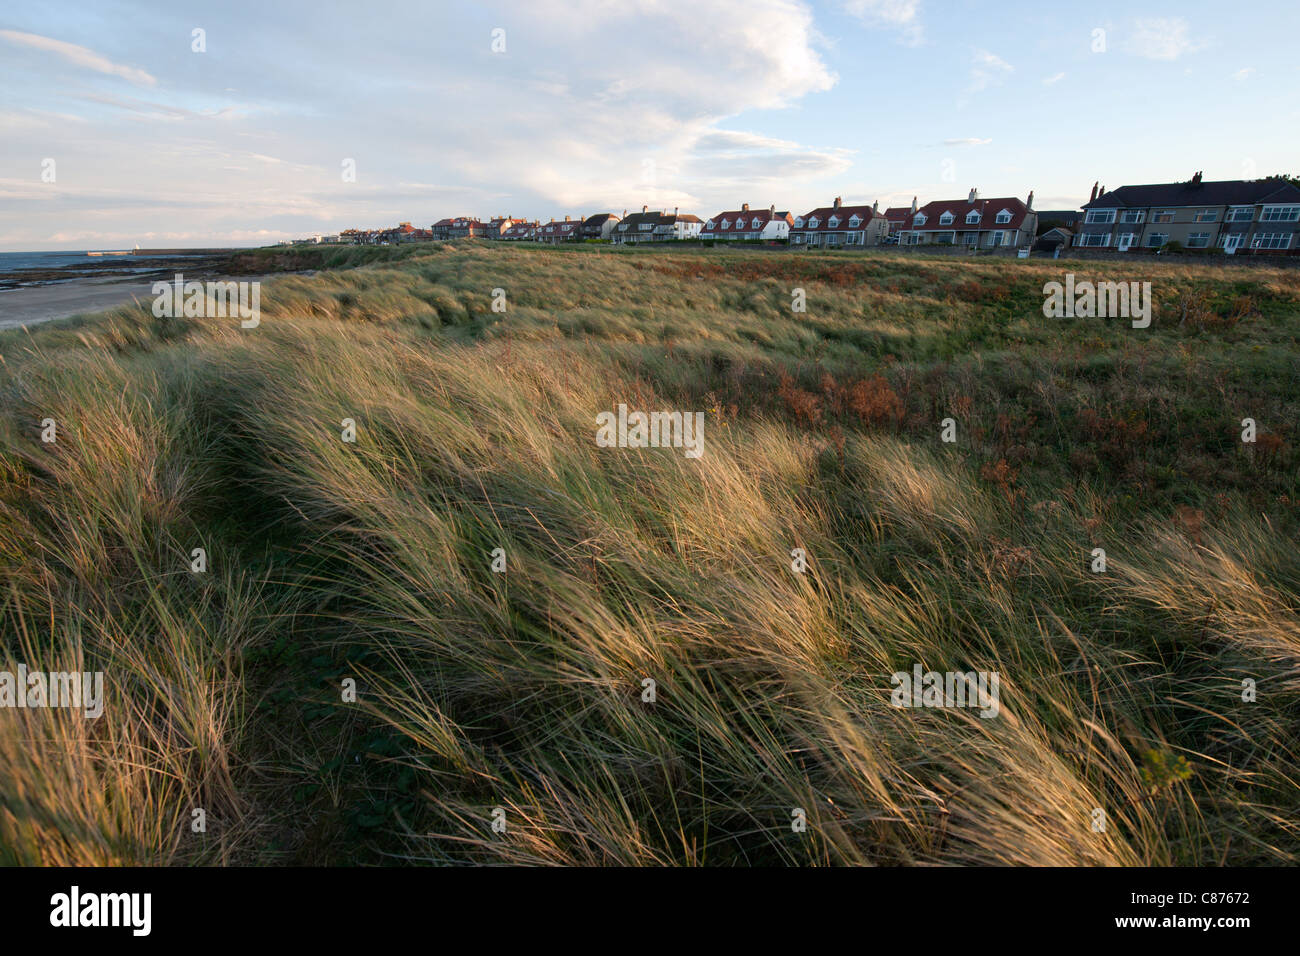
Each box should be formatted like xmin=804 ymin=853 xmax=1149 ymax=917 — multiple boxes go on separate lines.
xmin=1187 ymin=232 xmax=1211 ymax=248
xmin=1119 ymin=210 xmax=1145 ymax=224
xmin=995 ymin=209 xmax=1012 ymax=224
xmin=966 ymin=210 xmax=981 ymax=224
xmin=1227 ymin=206 xmax=1254 ymax=222
xmin=794 ymin=217 xmax=804 ymax=228
xmin=1086 ymin=209 xmax=1116 ymax=224
xmin=1260 ymin=205 xmax=1300 ymax=222
xmin=848 ymin=215 xmax=861 ymax=228
xmin=1146 ymin=232 xmax=1168 ymax=248
xmin=809 ymin=216 xmax=820 ymax=228
xmin=913 ymin=213 xmax=927 ymax=226
xmin=1194 ymin=209 xmax=1217 ymax=223
xmin=1253 ymin=233 xmax=1292 ymax=249
xmin=1079 ymin=233 xmax=1108 ymax=247
xmin=939 ymin=212 xmax=954 ymax=225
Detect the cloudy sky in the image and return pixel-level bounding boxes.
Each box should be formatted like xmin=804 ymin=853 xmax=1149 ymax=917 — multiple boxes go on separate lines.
xmin=1 ymin=0 xmax=1297 ymax=250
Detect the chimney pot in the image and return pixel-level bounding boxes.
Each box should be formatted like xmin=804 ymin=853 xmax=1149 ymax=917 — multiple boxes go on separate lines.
xmin=833 ymin=196 xmax=842 ymax=208
xmin=742 ymin=203 xmax=749 ymax=212
xmin=642 ymin=205 xmax=648 ymax=213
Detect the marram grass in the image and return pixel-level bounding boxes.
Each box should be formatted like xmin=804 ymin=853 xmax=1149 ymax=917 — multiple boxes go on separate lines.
xmin=1 ymin=242 xmax=1297 ymax=865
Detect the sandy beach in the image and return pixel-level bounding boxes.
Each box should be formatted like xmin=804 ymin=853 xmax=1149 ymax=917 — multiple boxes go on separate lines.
xmin=0 ymin=275 xmax=164 ymax=329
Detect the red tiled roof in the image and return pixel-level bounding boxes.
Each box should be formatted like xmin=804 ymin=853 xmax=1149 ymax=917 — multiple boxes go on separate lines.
xmin=904 ymin=197 xmax=1030 ymax=231
xmin=538 ymin=220 xmax=581 ymax=237
xmin=701 ymin=206 xmax=793 ymax=233
xmin=792 ymin=203 xmax=885 ymax=232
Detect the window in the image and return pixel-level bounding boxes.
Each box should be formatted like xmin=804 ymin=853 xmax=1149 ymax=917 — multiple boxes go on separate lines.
xmin=966 ymin=210 xmax=981 ymax=224
xmin=1085 ymin=209 xmax=1116 ymax=224
xmin=720 ymin=219 xmax=730 ymax=229
xmin=990 ymin=231 xmax=1005 ymax=247
xmin=828 ymin=216 xmax=840 ymax=228
xmin=1079 ymin=233 xmax=1108 ymax=247
xmin=1194 ymin=209 xmax=1217 ymax=222
xmin=1117 ymin=233 xmax=1137 ymax=248
xmin=809 ymin=216 xmax=820 ymax=228
xmin=913 ymin=213 xmax=927 ymax=226
xmin=794 ymin=217 xmax=804 ymax=228
xmin=849 ymin=215 xmax=861 ymax=228
xmin=752 ymin=218 xmax=761 ymax=229
xmin=1253 ymin=233 xmax=1292 ymax=249
xmin=1119 ymin=210 xmax=1145 ymax=224
xmin=706 ymin=220 xmax=715 ymax=229
xmin=1146 ymin=232 xmax=1168 ymax=248
xmin=939 ymin=212 xmax=954 ymax=225
xmin=1187 ymin=232 xmax=1211 ymax=248
xmin=962 ymin=232 xmax=979 ymax=245
xmin=1261 ymin=205 xmax=1300 ymax=222
xmin=1152 ymin=210 xmax=1174 ymax=223
xmin=937 ymin=231 xmax=956 ymax=244
xmin=1227 ymin=206 xmax=1254 ymax=222
xmin=995 ymin=209 xmax=1012 ymax=224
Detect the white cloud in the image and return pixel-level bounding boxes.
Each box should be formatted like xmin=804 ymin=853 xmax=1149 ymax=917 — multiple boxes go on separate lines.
xmin=943 ymin=137 xmax=992 ymax=147
xmin=1042 ymin=72 xmax=1066 ymax=85
xmin=0 ymin=29 xmax=155 ymax=86
xmin=961 ymin=49 xmax=1013 ymax=103
xmin=844 ymin=0 xmax=923 ymax=44
xmin=1126 ymin=18 xmax=1204 ymax=61
xmin=1232 ymin=67 xmax=1254 ymax=83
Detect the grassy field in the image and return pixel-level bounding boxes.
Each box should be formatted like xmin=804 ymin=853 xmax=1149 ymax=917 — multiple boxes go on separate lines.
xmin=1 ymin=240 xmax=1297 ymax=865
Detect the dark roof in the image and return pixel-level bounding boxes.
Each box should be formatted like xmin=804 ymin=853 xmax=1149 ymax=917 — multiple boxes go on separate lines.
xmin=582 ymin=213 xmax=618 ymax=227
xmin=1036 ymin=210 xmax=1081 ymax=222
xmin=1083 ymin=178 xmax=1300 ymax=209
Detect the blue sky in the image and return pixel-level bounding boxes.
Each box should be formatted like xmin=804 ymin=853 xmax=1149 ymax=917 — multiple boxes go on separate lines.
xmin=1 ymin=0 xmax=1296 ymax=250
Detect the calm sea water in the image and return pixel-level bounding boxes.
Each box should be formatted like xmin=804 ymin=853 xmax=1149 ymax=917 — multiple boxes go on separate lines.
xmin=0 ymin=251 xmax=221 ymax=280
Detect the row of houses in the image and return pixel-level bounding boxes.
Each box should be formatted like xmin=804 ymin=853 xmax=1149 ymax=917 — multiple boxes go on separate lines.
xmin=1041 ymin=173 xmax=1300 ymax=254
xmin=317 ymin=173 xmax=1300 ymax=255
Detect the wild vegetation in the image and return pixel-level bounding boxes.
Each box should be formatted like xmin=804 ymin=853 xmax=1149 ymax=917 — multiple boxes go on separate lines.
xmin=1 ymin=240 xmax=1297 ymax=865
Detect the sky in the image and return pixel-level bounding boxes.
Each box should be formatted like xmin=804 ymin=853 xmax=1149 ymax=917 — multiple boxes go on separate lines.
xmin=1 ymin=0 xmax=1297 ymax=250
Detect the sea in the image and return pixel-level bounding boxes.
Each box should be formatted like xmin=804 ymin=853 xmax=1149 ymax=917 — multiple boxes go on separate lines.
xmin=0 ymin=250 xmax=223 ymax=283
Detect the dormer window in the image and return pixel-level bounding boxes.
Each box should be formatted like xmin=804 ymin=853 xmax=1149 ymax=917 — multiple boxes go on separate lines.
xmin=913 ymin=213 xmax=927 ymax=226
xmin=706 ymin=220 xmax=715 ymax=229
xmin=849 ymin=215 xmax=861 ymax=227
xmin=809 ymin=216 xmax=820 ymax=228
xmin=721 ymin=219 xmax=730 ymax=229
xmin=939 ymin=212 xmax=954 ymax=225
xmin=794 ymin=217 xmax=804 ymax=228
xmin=828 ymin=216 xmax=840 ymax=228
xmin=995 ymin=209 xmax=1012 ymax=224
xmin=752 ymin=218 xmax=761 ymax=229
xmin=966 ymin=211 xmax=980 ymax=224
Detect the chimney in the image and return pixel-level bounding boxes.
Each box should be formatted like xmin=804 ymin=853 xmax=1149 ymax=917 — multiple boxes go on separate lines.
xmin=642 ymin=205 xmax=648 ymax=213
xmin=742 ymin=203 xmax=749 ymax=212
xmin=833 ymin=196 xmax=842 ymax=208
xmin=1026 ymin=190 xmax=1034 ymax=209
xmin=674 ymin=206 xmax=678 ymax=216
xmin=1090 ymin=181 xmax=1098 ymax=202
xmin=910 ymin=196 xmax=918 ymax=214
xmin=872 ymin=200 xmax=879 ymax=213
xmin=1192 ymin=170 xmax=1203 ymax=185
xmin=769 ymin=204 xmax=775 ymax=215
xmin=622 ymin=209 xmax=627 ymax=218
xmin=968 ymin=188 xmax=977 ymax=203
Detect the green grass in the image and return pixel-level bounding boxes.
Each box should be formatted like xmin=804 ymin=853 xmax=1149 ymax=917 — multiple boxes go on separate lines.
xmin=1 ymin=240 xmax=1297 ymax=865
